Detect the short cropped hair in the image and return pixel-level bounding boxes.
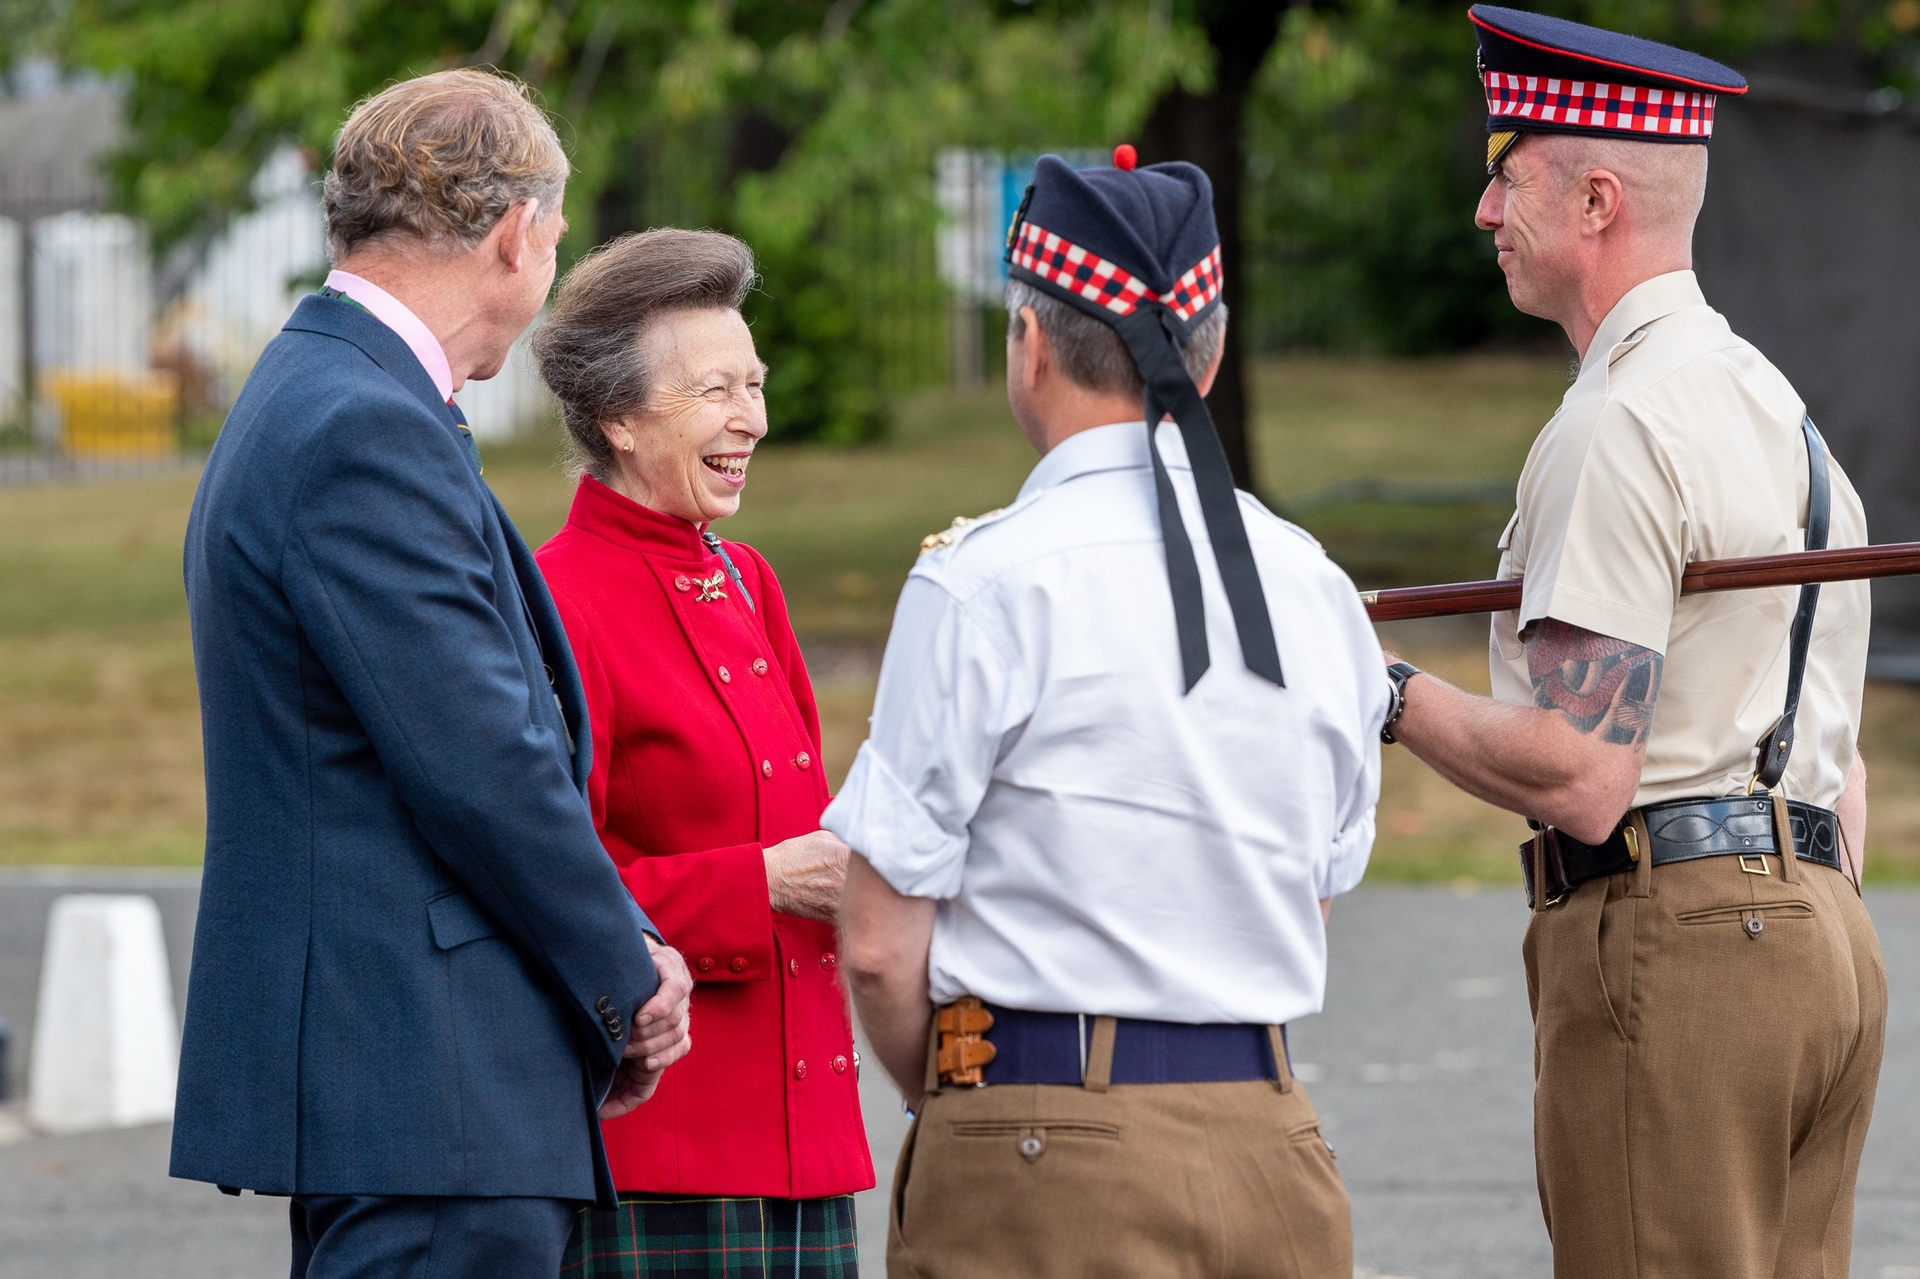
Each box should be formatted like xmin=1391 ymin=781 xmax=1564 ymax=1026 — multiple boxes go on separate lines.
xmin=1005 ymin=279 xmax=1227 ymax=398
xmin=535 ymin=228 xmax=758 ymax=482
xmin=323 ymin=68 xmax=568 ymax=261
xmin=1533 ymin=133 xmax=1709 ymax=244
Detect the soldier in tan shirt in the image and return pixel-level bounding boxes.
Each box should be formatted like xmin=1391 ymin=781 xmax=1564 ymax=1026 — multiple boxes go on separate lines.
xmin=1382 ymin=9 xmax=1886 ymax=1278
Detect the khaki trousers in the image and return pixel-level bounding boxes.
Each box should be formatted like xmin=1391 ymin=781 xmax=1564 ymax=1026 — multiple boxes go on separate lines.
xmin=885 ymin=1019 xmax=1350 ymax=1279
xmin=1526 ymin=850 xmax=1886 ymax=1279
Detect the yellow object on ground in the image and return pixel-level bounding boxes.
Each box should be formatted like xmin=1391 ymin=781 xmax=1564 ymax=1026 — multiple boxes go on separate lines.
xmin=46 ymin=370 xmax=180 ymax=458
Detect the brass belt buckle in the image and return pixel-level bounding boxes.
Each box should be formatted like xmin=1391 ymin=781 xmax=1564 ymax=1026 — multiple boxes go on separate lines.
xmin=1740 ymin=854 xmax=1771 ymax=876
xmin=936 ymin=996 xmax=996 ymax=1087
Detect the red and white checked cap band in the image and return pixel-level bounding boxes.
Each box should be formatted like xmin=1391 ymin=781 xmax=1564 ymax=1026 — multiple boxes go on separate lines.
xmin=1010 ymin=221 xmax=1223 ymax=323
xmin=1483 ymin=71 xmax=1717 ymax=139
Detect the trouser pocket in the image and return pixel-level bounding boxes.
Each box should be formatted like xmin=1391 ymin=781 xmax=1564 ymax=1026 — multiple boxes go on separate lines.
xmin=1287 ymin=1118 xmax=1336 ymax=1161
xmin=1677 ymin=899 xmax=1814 ymax=939
xmin=890 ymin=1112 xmax=920 ymax=1241
xmin=949 ymin=1119 xmax=1122 ymax=1163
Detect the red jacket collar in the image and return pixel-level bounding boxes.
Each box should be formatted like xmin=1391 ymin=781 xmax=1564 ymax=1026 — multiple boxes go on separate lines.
xmin=566 ymin=475 xmax=709 ymax=560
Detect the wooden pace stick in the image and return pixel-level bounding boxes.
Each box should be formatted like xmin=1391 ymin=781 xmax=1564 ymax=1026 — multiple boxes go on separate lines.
xmin=1360 ymin=541 xmax=1920 ymax=623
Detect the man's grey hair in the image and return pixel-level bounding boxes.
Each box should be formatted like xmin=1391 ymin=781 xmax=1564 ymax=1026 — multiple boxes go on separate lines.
xmin=534 ymin=228 xmax=758 ymax=482
xmin=1005 ymin=279 xmax=1227 ymax=398
xmin=323 ymin=68 xmax=569 ymax=262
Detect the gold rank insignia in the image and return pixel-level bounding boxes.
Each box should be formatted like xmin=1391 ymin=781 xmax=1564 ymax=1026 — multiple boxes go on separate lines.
xmin=919 ymin=509 xmax=1005 ymax=557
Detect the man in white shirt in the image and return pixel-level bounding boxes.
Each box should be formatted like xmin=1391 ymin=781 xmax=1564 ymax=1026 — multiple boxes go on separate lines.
xmin=830 ymin=150 xmax=1386 ymax=1279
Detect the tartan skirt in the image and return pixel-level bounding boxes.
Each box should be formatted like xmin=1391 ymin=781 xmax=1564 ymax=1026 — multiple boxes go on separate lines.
xmin=562 ymin=1193 xmax=859 ymax=1278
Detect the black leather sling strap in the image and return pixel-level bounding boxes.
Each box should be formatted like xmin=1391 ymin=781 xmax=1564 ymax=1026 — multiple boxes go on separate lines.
xmin=1753 ymin=416 xmax=1831 ymax=790
xmin=1114 ymin=307 xmax=1284 ymax=692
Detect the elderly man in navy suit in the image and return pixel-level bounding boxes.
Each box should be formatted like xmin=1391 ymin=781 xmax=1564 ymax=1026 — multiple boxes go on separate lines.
xmin=174 ymin=69 xmax=693 ymax=1279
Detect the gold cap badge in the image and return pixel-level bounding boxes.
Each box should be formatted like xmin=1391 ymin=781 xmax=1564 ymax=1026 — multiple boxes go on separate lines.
xmin=1486 ymin=130 xmax=1519 ymax=174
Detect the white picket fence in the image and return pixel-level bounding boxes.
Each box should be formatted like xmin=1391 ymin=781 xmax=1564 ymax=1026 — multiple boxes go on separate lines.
xmin=1 ymin=143 xmax=552 ymax=445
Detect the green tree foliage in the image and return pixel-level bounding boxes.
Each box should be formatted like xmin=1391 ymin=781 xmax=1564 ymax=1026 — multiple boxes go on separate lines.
xmin=1245 ymin=2 xmax=1512 ymax=352
xmin=628 ymin=1 xmax=1206 ymax=439
xmin=38 ymin=0 xmax=1920 ymax=405
xmin=1242 ymin=0 xmax=1920 ymax=354
xmin=50 ymin=0 xmax=1205 ymax=441
xmin=0 ymin=0 xmax=56 ymax=69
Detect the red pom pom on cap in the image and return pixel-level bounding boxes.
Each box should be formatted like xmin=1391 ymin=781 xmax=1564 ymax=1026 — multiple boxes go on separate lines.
xmin=1112 ymin=143 xmax=1137 ymax=171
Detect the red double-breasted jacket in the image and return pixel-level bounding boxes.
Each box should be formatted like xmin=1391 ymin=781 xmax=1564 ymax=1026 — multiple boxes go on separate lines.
xmin=535 ymin=477 xmax=873 ymax=1199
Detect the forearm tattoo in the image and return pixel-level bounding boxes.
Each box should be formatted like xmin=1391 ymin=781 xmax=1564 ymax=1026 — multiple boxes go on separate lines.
xmin=1526 ymin=619 xmax=1664 ymax=748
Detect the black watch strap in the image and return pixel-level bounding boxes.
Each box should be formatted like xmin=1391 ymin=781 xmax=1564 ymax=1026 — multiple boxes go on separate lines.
xmin=1381 ymin=662 xmax=1422 ymax=744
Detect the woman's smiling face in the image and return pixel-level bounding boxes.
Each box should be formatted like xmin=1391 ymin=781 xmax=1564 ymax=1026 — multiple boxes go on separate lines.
xmin=603 ymin=307 xmax=768 ymax=524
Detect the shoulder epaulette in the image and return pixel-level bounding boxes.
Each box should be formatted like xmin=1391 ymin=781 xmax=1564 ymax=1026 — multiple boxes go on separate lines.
xmin=918 ymin=508 xmax=1007 ymax=557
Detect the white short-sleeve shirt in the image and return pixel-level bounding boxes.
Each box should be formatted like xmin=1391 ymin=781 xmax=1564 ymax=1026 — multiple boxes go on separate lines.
xmin=1491 ymin=271 xmax=1870 ymax=809
xmin=823 ymin=421 xmax=1388 ymax=1026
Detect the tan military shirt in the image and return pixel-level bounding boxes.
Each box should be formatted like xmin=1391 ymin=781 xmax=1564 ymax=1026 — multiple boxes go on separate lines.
xmin=1491 ymin=271 xmax=1869 ymax=810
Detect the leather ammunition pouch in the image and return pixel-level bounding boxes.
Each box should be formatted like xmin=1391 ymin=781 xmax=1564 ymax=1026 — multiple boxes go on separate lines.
xmin=936 ymin=996 xmax=998 ymax=1086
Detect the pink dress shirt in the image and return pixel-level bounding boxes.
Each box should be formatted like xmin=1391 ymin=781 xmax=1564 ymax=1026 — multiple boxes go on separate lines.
xmin=323 ymin=270 xmax=455 ymax=402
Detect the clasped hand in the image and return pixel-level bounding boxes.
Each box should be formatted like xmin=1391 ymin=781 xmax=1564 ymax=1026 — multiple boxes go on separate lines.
xmin=598 ymin=830 xmax=847 ymax=1118
xmin=599 ymin=936 xmax=694 ymax=1119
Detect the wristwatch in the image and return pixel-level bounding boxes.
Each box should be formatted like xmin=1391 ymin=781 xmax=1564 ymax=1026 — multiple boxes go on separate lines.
xmin=1381 ymin=662 xmax=1423 ymax=744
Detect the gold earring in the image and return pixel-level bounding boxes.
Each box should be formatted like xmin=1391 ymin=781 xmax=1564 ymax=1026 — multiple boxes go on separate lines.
xmin=621 ymin=442 xmax=633 ymax=453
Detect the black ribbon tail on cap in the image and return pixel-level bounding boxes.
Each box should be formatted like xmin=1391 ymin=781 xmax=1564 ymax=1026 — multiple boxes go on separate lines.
xmin=1143 ymin=380 xmax=1211 ymax=690
xmin=1115 ymin=308 xmax=1283 ymax=692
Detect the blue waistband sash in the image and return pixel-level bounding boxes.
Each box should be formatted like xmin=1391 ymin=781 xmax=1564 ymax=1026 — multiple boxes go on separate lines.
xmin=977 ymin=1004 xmax=1287 ymax=1086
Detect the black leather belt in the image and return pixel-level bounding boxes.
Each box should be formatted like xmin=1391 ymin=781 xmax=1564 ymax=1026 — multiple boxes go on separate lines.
xmin=977 ymin=1005 xmax=1288 ymax=1086
xmin=1520 ymin=795 xmax=1842 ymax=908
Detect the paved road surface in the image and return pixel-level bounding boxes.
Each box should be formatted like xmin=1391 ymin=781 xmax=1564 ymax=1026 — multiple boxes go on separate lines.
xmin=1 ymin=872 xmax=1913 ymax=1277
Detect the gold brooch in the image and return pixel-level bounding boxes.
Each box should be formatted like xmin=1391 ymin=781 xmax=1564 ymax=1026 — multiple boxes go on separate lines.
xmin=694 ymin=571 xmax=727 ymax=602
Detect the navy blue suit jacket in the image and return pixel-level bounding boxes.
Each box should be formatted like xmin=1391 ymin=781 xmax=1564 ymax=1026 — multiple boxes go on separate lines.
xmin=173 ymin=295 xmax=658 ymax=1205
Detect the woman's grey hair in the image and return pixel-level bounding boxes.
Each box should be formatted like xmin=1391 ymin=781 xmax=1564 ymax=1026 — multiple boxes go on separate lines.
xmin=535 ymin=228 xmax=757 ymax=482
xmin=1005 ymin=279 xmax=1227 ymax=398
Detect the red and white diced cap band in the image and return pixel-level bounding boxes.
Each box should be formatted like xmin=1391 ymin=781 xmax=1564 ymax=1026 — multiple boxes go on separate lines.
xmin=1010 ymin=222 xmax=1222 ymax=323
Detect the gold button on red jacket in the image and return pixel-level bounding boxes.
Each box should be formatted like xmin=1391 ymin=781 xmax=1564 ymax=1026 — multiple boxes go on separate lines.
xmin=536 ymin=477 xmax=873 ymax=1199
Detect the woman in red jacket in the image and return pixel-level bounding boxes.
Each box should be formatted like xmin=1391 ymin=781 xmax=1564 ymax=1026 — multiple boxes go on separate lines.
xmin=533 ymin=228 xmax=872 ymax=1276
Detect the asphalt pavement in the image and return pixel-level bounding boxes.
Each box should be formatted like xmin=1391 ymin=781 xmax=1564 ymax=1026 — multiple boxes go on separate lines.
xmin=0 ymin=871 xmax=1913 ymax=1278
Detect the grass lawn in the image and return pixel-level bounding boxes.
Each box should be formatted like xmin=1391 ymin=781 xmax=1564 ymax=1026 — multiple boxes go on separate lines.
xmin=0 ymin=468 xmax=206 ymax=865
xmin=6 ymin=352 xmax=1919 ymax=881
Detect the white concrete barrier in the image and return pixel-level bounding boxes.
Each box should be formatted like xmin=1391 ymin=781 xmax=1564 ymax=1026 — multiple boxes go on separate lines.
xmin=27 ymin=894 xmax=180 ymax=1133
